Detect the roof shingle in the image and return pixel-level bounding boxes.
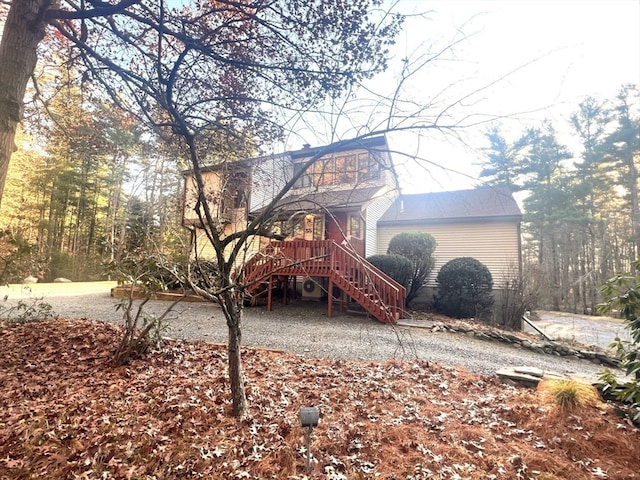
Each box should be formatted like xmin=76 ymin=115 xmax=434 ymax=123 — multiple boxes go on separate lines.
xmin=378 ymin=186 xmax=521 ymax=225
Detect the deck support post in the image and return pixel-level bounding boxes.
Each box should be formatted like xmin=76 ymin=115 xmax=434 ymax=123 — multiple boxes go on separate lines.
xmin=327 ymin=278 xmax=333 ymax=318
xmin=267 ymin=275 xmax=273 ymax=311
xmin=282 ymin=276 xmax=288 ymax=305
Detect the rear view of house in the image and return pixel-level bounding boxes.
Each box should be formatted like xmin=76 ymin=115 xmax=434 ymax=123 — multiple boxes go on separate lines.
xmin=182 ymin=136 xmax=406 ymax=323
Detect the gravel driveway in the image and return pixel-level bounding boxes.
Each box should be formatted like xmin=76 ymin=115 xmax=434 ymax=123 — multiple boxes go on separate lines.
xmin=0 ymin=282 xmax=614 ymax=381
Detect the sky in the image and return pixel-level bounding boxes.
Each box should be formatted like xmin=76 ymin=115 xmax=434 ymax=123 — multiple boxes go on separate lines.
xmin=314 ymin=0 xmax=640 ymax=193
xmin=3 ymin=1 xmax=637 ymax=195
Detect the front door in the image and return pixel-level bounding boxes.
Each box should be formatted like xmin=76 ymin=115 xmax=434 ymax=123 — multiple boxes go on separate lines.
xmin=302 ymin=213 xmax=325 ymax=241
xmin=326 ymin=211 xmax=365 ymax=256
xmin=326 ymin=212 xmax=348 ymax=244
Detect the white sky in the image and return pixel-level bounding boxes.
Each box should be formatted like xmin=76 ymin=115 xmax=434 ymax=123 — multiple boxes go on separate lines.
xmin=397 ymin=0 xmax=640 ymax=192
xmin=295 ymin=0 xmax=640 ymax=193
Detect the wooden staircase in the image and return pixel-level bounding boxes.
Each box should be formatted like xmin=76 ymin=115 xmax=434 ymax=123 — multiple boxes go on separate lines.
xmin=239 ymin=240 xmax=406 ymax=323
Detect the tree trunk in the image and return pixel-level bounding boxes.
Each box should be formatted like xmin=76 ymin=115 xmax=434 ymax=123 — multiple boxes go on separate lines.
xmin=0 ymin=0 xmax=50 ymax=208
xmin=223 ymin=294 xmax=247 ymax=417
xmin=627 ymin=151 xmax=640 ymax=260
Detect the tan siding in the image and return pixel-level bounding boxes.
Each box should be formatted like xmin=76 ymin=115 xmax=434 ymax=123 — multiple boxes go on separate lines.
xmin=377 ymin=221 xmax=520 ymax=285
xmin=183 ymin=171 xmax=222 ymax=225
xmin=193 ymin=228 xmax=263 ymax=269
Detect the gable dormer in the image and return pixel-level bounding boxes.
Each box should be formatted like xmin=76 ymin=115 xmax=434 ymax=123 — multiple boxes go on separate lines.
xmin=289 ymin=136 xmax=391 ymax=192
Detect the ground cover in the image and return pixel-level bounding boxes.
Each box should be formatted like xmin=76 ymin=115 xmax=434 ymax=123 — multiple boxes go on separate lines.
xmin=1 ymin=318 xmax=638 ymax=479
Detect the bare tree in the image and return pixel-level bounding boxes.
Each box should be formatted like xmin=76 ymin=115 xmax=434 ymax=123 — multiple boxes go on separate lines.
xmin=1 ymin=0 xmax=410 ymax=416
xmin=0 ymin=0 xmax=518 ymax=417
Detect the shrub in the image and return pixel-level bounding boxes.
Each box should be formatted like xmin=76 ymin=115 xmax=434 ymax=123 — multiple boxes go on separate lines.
xmin=0 ymin=297 xmax=55 ymax=323
xmin=47 ymin=250 xmax=75 ymax=281
xmin=387 ymin=232 xmax=436 ymax=304
xmin=367 ymin=254 xmax=412 ymax=292
xmin=496 ymin=262 xmax=538 ymax=330
xmin=104 ymin=250 xmax=185 ymax=366
xmin=597 ymin=261 xmax=640 ymax=422
xmin=434 ymin=257 xmax=494 ymax=320
xmin=0 ymin=228 xmax=45 ymax=284
xmin=537 ymin=378 xmax=601 ymax=415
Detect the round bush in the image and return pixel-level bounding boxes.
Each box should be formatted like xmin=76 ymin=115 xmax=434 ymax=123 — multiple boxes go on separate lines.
xmin=387 ymin=232 xmax=436 ymax=303
xmin=434 ymin=257 xmax=494 ymax=320
xmin=367 ymin=254 xmax=413 ymax=291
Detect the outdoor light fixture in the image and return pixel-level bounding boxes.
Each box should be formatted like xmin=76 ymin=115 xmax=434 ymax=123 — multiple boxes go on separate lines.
xmin=299 ymin=406 xmax=319 ymax=474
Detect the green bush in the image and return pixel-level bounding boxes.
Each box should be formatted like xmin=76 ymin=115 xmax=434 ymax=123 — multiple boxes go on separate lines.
xmin=597 ymin=261 xmax=640 ymax=422
xmin=47 ymin=250 xmax=75 ymax=281
xmin=0 ymin=297 xmax=55 ymax=323
xmin=367 ymin=254 xmax=412 ymax=292
xmin=387 ymin=232 xmax=436 ymax=304
xmin=434 ymin=257 xmax=494 ymax=320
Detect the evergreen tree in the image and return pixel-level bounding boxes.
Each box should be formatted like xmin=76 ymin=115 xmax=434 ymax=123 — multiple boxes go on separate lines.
xmin=600 ymin=85 xmax=640 ymax=263
xmin=479 ymin=126 xmax=520 ymax=190
xmin=516 ymin=122 xmax=573 ymax=310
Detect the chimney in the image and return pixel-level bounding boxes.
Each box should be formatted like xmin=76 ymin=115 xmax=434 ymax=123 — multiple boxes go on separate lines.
xmin=302 ymin=143 xmax=311 ymax=149
xmin=400 ymin=199 xmax=404 ymax=213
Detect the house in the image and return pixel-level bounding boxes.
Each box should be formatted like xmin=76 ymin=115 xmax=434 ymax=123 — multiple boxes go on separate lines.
xmin=182 ymin=137 xmax=522 ymax=322
xmin=182 ymin=136 xmax=406 ymax=323
xmin=377 ymin=186 xmax=522 ymax=305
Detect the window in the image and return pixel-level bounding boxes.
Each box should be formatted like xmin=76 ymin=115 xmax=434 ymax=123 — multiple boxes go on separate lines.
xmin=294 ymin=163 xmax=312 ymax=188
xmin=293 ymin=151 xmax=383 ymax=188
xmin=359 ymin=152 xmax=380 ymax=181
xmin=349 ymin=215 xmax=362 ymax=238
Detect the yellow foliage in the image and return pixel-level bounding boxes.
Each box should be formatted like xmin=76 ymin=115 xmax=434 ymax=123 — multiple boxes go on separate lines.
xmin=537 ymin=378 xmax=602 ymax=415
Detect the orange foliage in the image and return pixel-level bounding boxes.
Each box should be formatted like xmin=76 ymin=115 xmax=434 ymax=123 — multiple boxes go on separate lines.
xmin=0 ymin=319 xmax=638 ymax=479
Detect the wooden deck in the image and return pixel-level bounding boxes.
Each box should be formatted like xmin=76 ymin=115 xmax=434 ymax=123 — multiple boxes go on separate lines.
xmin=240 ymin=240 xmax=406 ymax=323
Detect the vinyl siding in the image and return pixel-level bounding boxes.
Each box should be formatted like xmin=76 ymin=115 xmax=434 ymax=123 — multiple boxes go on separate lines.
xmin=193 ymin=228 xmax=263 ymax=268
xmin=364 ymin=193 xmax=397 ymax=258
xmin=377 ymin=221 xmax=521 ymax=286
xmin=249 ymin=154 xmax=292 ymax=212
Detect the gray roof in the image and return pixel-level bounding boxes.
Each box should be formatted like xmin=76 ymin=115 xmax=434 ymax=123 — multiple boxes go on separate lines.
xmin=251 ymin=186 xmax=384 ymax=215
xmin=378 ymin=186 xmax=521 ymax=225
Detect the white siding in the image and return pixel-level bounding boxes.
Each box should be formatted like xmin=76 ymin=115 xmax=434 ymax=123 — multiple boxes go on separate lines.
xmin=250 ymin=154 xmax=292 ymax=211
xmin=377 ymin=221 xmax=521 ymax=285
xmin=364 ymin=192 xmax=397 ymax=258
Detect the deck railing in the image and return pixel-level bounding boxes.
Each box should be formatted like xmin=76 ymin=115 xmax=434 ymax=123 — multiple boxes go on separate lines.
xmin=240 ymin=240 xmax=406 ymax=323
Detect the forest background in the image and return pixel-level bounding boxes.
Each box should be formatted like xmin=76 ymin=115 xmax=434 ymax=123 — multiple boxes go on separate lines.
xmin=0 ymin=2 xmax=638 ymax=317
xmin=1 ymin=80 xmax=637 ymax=316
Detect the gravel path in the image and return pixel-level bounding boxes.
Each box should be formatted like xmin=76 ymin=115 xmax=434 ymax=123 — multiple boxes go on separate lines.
xmin=0 ymin=283 xmax=612 ymax=381
xmin=531 ymin=310 xmax=630 ymax=349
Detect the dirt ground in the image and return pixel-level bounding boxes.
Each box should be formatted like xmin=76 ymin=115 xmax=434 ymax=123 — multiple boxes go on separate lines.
xmin=1 ymin=318 xmax=639 ymax=479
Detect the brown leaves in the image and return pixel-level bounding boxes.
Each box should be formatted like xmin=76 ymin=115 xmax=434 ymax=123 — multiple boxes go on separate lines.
xmin=1 ymin=318 xmax=639 ymax=479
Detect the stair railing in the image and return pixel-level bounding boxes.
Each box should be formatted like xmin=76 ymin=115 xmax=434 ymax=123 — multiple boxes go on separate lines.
xmin=239 ymin=239 xmax=406 ymax=322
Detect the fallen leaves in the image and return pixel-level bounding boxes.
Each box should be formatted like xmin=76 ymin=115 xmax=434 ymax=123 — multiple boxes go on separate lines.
xmin=0 ymin=318 xmax=638 ymax=479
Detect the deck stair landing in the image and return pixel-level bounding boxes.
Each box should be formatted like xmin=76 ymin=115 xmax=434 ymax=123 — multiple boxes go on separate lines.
xmin=240 ymin=240 xmax=406 ymax=323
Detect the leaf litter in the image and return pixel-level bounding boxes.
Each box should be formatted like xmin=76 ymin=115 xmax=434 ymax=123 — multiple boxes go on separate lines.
xmin=0 ymin=319 xmax=638 ymax=479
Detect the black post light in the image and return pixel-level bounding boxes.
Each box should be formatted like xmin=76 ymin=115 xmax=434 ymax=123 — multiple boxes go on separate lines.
xmin=299 ymin=406 xmax=319 ymax=474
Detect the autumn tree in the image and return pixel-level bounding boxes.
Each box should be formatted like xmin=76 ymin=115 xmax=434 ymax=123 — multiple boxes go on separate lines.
xmin=0 ymin=0 xmax=408 ymax=416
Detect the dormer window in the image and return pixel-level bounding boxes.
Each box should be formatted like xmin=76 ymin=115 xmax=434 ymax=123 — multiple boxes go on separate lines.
xmin=293 ymin=151 xmax=382 ymax=189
